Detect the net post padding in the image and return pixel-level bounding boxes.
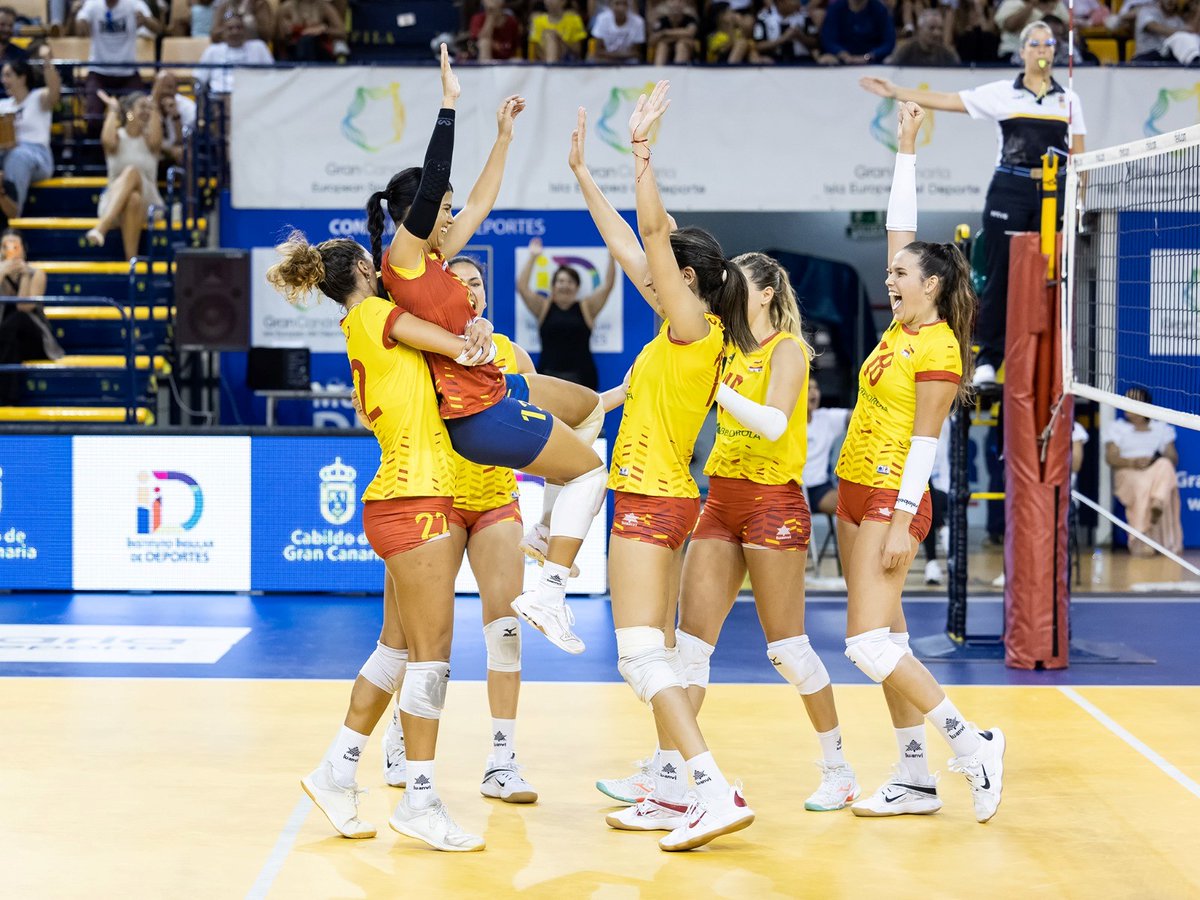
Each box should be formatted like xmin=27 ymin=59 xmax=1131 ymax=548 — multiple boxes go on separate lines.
xmin=1004 ymin=233 xmax=1072 ymax=670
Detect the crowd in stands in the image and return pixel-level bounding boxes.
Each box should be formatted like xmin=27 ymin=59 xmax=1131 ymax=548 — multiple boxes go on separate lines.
xmin=459 ymin=0 xmax=1200 ymax=65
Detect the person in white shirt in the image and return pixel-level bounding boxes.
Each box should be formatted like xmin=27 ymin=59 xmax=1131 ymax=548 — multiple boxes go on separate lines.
xmin=590 ymin=0 xmax=646 ymax=62
xmin=195 ymin=11 xmax=273 ymax=95
xmin=1103 ymin=388 xmax=1183 ymax=557
xmin=921 ymin=418 xmax=952 ymax=585
xmin=70 ymin=0 xmax=161 ymax=136
xmin=151 ymin=70 xmax=195 ymax=166
xmin=0 ymin=46 xmax=61 ymax=216
xmin=802 ymin=380 xmax=851 ymax=516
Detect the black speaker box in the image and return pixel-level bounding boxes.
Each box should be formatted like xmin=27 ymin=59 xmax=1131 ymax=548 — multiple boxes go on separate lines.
xmin=247 ymin=347 xmax=311 ymax=391
xmin=175 ymin=249 xmax=251 ymax=350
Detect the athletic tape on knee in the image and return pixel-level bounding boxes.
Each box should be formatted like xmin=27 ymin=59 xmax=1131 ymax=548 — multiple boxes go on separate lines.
xmin=890 ymin=631 xmax=913 ymax=657
xmin=675 ymin=629 xmax=715 ymax=689
xmin=615 ymin=626 xmax=677 ymax=705
xmin=767 ymin=634 xmax=830 ymax=695
xmin=358 ymin=642 xmax=408 ymax=694
xmin=844 ymin=627 xmax=905 ymax=683
xmin=665 ymin=644 xmax=688 ymax=690
xmin=549 ymin=465 xmax=608 ymax=540
xmin=483 ymin=617 xmax=522 ymax=673
xmin=573 ymin=398 xmax=605 ymax=446
xmin=398 ymin=660 xmax=450 ymax=720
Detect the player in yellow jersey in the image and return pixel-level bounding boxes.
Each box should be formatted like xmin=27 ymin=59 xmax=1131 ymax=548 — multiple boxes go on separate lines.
xmin=570 ymin=82 xmax=758 ymax=852
xmin=835 ymin=103 xmax=1006 ymax=823
xmin=267 ymin=231 xmax=491 ymax=853
xmin=379 ymin=255 xmax=543 ymax=805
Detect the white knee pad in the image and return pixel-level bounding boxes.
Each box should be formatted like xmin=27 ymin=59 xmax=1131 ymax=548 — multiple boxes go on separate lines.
xmin=844 ymin=627 xmax=905 ymax=683
xmin=574 ymin=397 xmax=605 ymax=446
xmin=358 ymin=642 xmax=408 ymax=694
xmin=615 ymin=626 xmax=678 ymax=705
xmin=483 ymin=616 xmax=521 ymax=673
xmin=664 ymin=644 xmax=688 ymax=690
xmin=675 ymin=629 xmax=715 ymax=689
xmin=767 ymin=634 xmax=830 ymax=696
xmin=398 ymin=660 xmax=450 ymax=719
xmin=890 ymin=631 xmax=913 ymax=657
xmin=549 ymin=465 xmax=608 ymax=540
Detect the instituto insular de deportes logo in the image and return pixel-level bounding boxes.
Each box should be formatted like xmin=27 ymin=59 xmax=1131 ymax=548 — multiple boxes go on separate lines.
xmin=320 ymin=457 xmax=357 ymax=526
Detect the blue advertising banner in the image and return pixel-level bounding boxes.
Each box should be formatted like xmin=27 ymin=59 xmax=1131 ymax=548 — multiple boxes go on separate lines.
xmin=0 ymin=436 xmax=72 ymax=589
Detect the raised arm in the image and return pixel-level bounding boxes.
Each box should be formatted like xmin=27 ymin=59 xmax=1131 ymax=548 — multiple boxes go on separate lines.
xmin=37 ymin=45 xmax=61 ymax=109
xmin=441 ymin=93 xmax=526 ymax=258
xmin=887 ymin=101 xmax=924 ymax=262
xmin=98 ymin=91 xmax=122 ymax=156
xmin=860 ymin=76 xmax=967 ymax=113
xmin=631 ymin=81 xmax=709 ymax=342
xmin=580 ymin=254 xmax=616 ymax=327
xmin=516 ymin=237 xmax=551 ymax=322
xmin=568 ymin=106 xmax=654 ymax=305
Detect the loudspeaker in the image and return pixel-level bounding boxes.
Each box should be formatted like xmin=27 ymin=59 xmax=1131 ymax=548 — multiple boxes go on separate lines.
xmin=175 ymin=249 xmax=251 ymax=350
xmin=247 ymin=347 xmax=311 ymax=391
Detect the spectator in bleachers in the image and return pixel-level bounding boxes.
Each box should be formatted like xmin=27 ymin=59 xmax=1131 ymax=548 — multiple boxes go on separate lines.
xmin=706 ymin=1 xmax=751 ymax=63
xmin=0 ymin=46 xmax=61 ymax=217
xmin=818 ymin=0 xmax=896 ymax=64
xmin=1133 ymin=0 xmax=1198 ymax=60
xmin=1037 ymin=13 xmax=1100 ymax=64
xmin=0 ymin=228 xmax=61 ymax=403
xmin=752 ymin=0 xmax=820 ymax=64
xmin=275 ymin=0 xmax=347 ymax=62
xmin=70 ymin=0 xmax=161 ymax=137
xmin=649 ymin=0 xmax=698 ymax=64
xmin=922 ymin=417 xmax=951 ymax=585
xmin=210 ymin=0 xmax=271 ymax=42
xmin=169 ymin=0 xmax=214 ymax=35
xmin=1104 ymin=388 xmax=1183 ymax=557
xmin=151 ymin=70 xmax=194 ymax=167
xmin=86 ymin=90 xmax=162 ymax=260
xmin=887 ymin=8 xmax=960 ymax=64
xmin=529 ymin=0 xmax=587 ymax=62
xmin=995 ymin=0 xmax=1067 ymax=59
xmin=0 ymin=8 xmax=29 ymax=89
xmin=467 ymin=0 xmax=523 ymax=62
xmin=951 ymin=0 xmax=1000 ymax=61
xmin=589 ymin=0 xmax=646 ymax=61
xmin=194 ymin=12 xmax=273 ymax=94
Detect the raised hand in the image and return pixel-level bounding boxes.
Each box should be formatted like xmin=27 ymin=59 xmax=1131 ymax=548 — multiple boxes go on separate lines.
xmin=528 ymin=236 xmax=544 ymax=256
xmin=897 ymin=100 xmax=925 ymax=143
xmin=439 ymin=43 xmax=461 ymax=107
xmin=568 ymin=106 xmax=588 ymax=172
xmin=496 ymin=94 xmax=526 ymax=140
xmin=628 ymin=79 xmax=670 ymax=145
xmin=97 ymin=89 xmax=120 ymax=114
xmin=860 ymin=75 xmax=896 ymax=99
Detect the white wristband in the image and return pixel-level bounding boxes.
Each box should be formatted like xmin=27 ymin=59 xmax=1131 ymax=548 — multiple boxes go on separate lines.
xmin=715 ymin=383 xmax=789 ymax=442
xmin=887 ymin=152 xmax=917 ymax=233
xmin=895 ymin=435 xmax=938 ymax=513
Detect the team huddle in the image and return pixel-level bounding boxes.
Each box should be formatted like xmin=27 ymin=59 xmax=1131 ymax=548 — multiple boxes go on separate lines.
xmin=266 ymin=46 xmax=1005 ymax=854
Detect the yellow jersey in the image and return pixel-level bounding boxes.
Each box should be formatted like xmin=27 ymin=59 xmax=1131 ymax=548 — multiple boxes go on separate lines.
xmin=836 ymin=319 xmax=961 ymax=490
xmin=342 ymin=295 xmax=456 ymax=501
xmin=610 ymin=313 xmax=725 ymax=498
xmin=704 ymin=331 xmax=810 ymax=487
xmin=453 ymin=333 xmax=523 ymax=512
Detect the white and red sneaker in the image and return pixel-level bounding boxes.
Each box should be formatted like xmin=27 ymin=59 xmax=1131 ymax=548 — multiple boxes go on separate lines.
xmin=658 ymin=785 xmax=755 ymax=852
xmin=606 ymin=793 xmax=691 ymax=831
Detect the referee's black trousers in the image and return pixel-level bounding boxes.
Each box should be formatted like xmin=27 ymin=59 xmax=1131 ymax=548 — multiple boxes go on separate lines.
xmin=977 ymin=172 xmax=1064 ymax=370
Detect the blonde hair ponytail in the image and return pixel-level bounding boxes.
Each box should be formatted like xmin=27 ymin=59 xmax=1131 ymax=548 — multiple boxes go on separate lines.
xmin=732 ymin=252 xmax=815 ymax=361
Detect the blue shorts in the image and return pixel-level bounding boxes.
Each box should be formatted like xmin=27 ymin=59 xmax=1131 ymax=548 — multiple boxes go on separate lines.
xmin=446 ymin=396 xmax=554 ymax=470
xmin=505 ymin=373 xmax=529 ymax=403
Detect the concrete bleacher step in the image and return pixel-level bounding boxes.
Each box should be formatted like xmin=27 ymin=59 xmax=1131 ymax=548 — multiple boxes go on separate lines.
xmin=30 ymin=260 xmax=173 ymax=302
xmin=24 ymin=177 xmax=108 ymax=219
xmin=44 ymin=305 xmax=173 ymax=354
xmin=11 ymin=217 xmax=207 ymax=262
xmin=0 ymin=405 xmax=154 ymax=424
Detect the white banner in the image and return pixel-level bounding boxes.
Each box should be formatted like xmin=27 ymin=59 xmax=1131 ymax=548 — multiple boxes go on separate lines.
xmin=72 ymin=436 xmax=252 ymax=591
xmin=514 ymin=244 xmax=623 ymax=353
xmin=232 ymin=66 xmax=1200 ymax=213
xmin=250 ymin=247 xmax=347 ymax=352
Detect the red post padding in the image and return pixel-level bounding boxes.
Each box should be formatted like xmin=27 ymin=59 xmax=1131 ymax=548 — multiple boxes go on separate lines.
xmin=1003 ymin=233 xmax=1073 ymax=669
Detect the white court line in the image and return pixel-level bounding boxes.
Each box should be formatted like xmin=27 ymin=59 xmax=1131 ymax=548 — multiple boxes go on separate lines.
xmin=245 ymin=797 xmax=312 ymax=900
xmin=1060 ymin=686 xmax=1200 ymax=800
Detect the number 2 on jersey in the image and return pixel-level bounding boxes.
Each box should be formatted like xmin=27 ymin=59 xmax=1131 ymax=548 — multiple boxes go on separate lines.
xmin=350 ymin=359 xmax=383 ymax=422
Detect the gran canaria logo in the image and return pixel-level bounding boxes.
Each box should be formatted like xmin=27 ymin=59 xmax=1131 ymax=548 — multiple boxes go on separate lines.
xmin=1143 ymin=84 xmax=1200 ymax=136
xmin=870 ymin=95 xmax=934 ymax=152
xmin=597 ymin=83 xmax=664 ymax=153
xmin=342 ymin=83 xmax=406 ymax=152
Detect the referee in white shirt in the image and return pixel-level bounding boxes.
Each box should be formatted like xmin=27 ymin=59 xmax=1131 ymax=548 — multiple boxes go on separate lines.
xmin=859 ymin=20 xmax=1086 ymax=385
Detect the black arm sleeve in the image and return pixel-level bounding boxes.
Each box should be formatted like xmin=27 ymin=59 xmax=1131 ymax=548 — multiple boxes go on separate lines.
xmin=403 ymin=108 xmax=456 ymax=241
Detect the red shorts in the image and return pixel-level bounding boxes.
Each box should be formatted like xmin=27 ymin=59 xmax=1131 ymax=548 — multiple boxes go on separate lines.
xmin=835 ymin=480 xmax=933 ymax=542
xmin=693 ymin=476 xmax=811 ymax=551
xmin=362 ymin=496 xmax=454 ymax=559
xmin=611 ymin=491 xmax=702 ymax=551
xmin=448 ymin=499 xmax=523 ymax=537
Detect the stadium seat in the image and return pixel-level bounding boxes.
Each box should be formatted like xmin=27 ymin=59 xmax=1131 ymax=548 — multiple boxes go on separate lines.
xmin=161 ymin=36 xmax=211 ymax=80
xmin=47 ymin=36 xmax=90 ymax=63
xmin=8 ymin=0 xmax=48 ymax=24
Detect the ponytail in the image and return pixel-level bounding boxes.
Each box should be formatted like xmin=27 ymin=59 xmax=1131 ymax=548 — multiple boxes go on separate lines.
xmin=909 ymin=240 xmax=978 ymax=408
xmin=733 ymin=251 xmax=815 ymax=361
xmin=366 ymin=191 xmax=387 ymax=269
xmin=668 ymin=226 xmax=757 ymax=355
xmin=714 ymin=259 xmax=756 ymax=355
xmin=266 ymin=229 xmax=368 ymax=307
xmin=363 ymin=167 xmax=441 ymax=270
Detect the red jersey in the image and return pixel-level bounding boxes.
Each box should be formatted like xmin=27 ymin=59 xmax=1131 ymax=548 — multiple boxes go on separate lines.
xmin=381 ymin=250 xmax=505 ymax=419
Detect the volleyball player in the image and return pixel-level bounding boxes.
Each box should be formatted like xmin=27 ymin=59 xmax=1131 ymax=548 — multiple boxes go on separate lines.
xmin=837 ymin=102 xmax=1005 ymax=822
xmin=380 ymin=255 xmax=539 ymax=805
xmin=570 ymin=83 xmax=756 ymax=851
xmin=267 ymin=231 xmax=485 ymax=851
xmin=366 ymin=46 xmax=606 ymax=655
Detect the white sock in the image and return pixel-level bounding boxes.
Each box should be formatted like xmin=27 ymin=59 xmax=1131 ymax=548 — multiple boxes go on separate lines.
xmin=815 ymin=726 xmax=845 ymax=765
xmin=687 ymin=751 xmax=731 ymax=803
xmin=895 ymin=725 xmax=930 ymax=782
xmin=405 ymin=759 xmax=437 ymax=809
xmin=540 ymin=482 xmax=563 ymax=528
xmin=653 ymin=748 xmax=688 ymax=802
xmin=492 ymin=718 xmax=516 ymax=763
xmin=927 ymin=697 xmax=982 ymax=758
xmin=328 ymin=725 xmax=369 ymax=788
xmin=537 ymin=561 xmax=569 ymax=598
